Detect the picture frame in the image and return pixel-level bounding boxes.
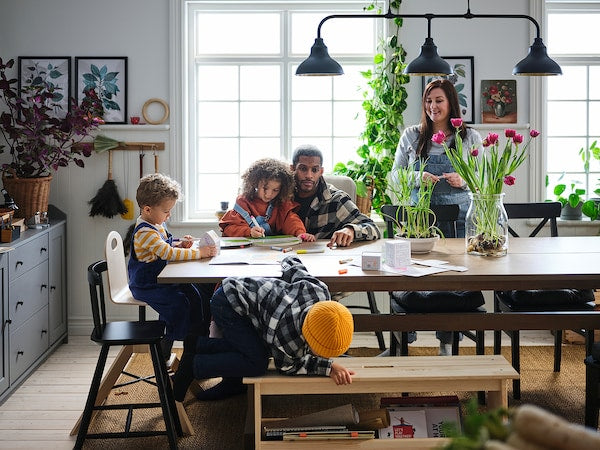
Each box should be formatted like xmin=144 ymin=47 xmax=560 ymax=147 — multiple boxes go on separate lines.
xmin=75 ymin=56 xmax=127 ymax=124
xmin=480 ymin=79 xmax=517 ymax=124
xmin=18 ymin=56 xmax=71 ymax=119
xmin=422 ymin=56 xmax=474 ymax=123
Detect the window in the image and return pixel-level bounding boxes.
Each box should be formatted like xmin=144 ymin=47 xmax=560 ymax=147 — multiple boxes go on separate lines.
xmin=545 ymin=2 xmax=600 ymax=201
xmin=182 ymin=1 xmax=379 ymax=219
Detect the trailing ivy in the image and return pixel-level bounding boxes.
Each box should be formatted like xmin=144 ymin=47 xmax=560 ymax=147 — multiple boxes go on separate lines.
xmin=333 ymin=0 xmax=409 ymax=217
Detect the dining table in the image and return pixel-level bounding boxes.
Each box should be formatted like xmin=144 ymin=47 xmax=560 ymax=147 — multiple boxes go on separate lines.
xmin=157 ymin=237 xmax=600 ymax=334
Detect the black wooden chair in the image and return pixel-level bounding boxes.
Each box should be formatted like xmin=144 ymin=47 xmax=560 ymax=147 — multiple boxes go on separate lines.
xmin=585 ymin=342 xmax=600 ymax=428
xmin=382 ymin=204 xmax=486 ymax=357
xmin=493 ymin=201 xmax=596 ymax=399
xmin=74 ymin=261 xmax=182 ymax=449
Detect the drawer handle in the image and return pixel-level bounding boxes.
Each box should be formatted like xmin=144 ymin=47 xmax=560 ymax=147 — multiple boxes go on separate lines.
xmin=2 ymin=319 xmax=10 ymax=333
xmin=17 ymin=351 xmax=24 ymax=357
xmin=41 ymin=329 xmax=48 ymax=335
xmin=50 ymin=286 xmax=56 ymax=291
xmin=16 ymin=301 xmax=23 ymax=307
xmin=41 ymin=247 xmax=47 ymax=253
xmin=16 ymin=261 xmax=23 ymax=267
xmin=41 ymin=284 xmax=48 ymax=290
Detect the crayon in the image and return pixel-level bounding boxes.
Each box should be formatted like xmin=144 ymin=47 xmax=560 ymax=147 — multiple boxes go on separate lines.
xmin=296 ymin=249 xmax=325 ymax=254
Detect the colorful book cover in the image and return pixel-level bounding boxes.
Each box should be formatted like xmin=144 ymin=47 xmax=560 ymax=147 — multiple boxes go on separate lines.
xmin=379 ymin=408 xmax=428 ymax=439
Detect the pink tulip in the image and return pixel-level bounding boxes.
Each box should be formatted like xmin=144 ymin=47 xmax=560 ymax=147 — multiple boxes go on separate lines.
xmin=470 ymin=149 xmax=479 ymax=156
xmin=431 ymin=130 xmax=446 ymax=145
xmin=486 ymin=133 xmax=499 ymax=145
xmin=505 ymin=129 xmax=516 ymax=138
xmin=504 ymin=175 xmax=516 ymax=186
xmin=450 ymin=118 xmax=463 ymax=128
xmin=513 ymin=133 xmax=523 ymax=144
xmin=530 ymin=129 xmax=540 ymax=138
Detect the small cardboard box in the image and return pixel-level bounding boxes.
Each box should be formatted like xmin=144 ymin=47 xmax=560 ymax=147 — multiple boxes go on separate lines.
xmin=1 ymin=227 xmax=20 ymax=243
xmin=361 ymin=252 xmax=381 ymax=270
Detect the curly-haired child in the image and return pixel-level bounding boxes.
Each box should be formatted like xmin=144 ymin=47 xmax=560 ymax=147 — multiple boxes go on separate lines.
xmin=128 ymin=173 xmax=218 ymax=358
xmin=219 ymin=158 xmax=315 ymax=241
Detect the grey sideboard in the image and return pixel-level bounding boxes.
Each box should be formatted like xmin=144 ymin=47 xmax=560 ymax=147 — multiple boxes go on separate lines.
xmin=0 ymin=206 xmax=67 ymax=404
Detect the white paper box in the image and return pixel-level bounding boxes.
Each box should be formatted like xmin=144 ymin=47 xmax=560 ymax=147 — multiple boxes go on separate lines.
xmin=384 ymin=240 xmax=411 ymax=268
xmin=362 ymin=252 xmax=381 ymax=270
xmin=200 ymin=230 xmax=221 ymax=254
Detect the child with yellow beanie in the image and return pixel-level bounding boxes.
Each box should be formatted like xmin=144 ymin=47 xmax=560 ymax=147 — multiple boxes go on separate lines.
xmin=172 ymin=255 xmax=355 ymax=402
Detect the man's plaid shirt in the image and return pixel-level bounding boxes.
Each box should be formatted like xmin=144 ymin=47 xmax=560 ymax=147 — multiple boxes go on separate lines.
xmin=222 ymin=256 xmax=335 ymax=376
xmin=298 ymin=178 xmax=381 ymax=240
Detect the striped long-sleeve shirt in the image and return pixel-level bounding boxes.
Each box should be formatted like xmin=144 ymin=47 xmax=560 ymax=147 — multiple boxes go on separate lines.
xmin=132 ymin=218 xmax=202 ymax=262
xmin=222 ymin=255 xmax=334 ymax=376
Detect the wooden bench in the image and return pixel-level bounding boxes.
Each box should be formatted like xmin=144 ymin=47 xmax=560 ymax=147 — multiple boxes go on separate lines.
xmin=243 ymin=355 xmax=519 ymax=449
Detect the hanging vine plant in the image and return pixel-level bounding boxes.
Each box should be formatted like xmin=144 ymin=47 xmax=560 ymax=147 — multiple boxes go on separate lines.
xmin=333 ymin=0 xmax=409 ymax=217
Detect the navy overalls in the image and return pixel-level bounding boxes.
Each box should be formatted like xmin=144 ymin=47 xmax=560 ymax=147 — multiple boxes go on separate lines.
xmin=128 ymin=222 xmax=212 ymax=340
xmin=233 ymin=202 xmax=274 ymax=235
xmin=413 ymin=151 xmax=470 ymax=238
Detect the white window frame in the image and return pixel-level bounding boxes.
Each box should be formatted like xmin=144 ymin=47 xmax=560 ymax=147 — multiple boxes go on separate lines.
xmin=170 ymin=0 xmax=381 ymax=222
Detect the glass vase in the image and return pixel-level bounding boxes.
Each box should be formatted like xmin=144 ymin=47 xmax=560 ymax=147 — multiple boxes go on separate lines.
xmin=465 ymin=193 xmax=509 ymax=257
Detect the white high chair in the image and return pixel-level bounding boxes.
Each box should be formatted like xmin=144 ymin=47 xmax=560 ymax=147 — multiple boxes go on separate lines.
xmin=70 ymin=231 xmax=194 ymax=437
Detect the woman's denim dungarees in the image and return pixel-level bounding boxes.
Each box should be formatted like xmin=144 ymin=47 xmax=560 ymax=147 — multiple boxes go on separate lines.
xmin=128 ymin=222 xmax=211 ymax=340
xmin=413 ymin=153 xmax=470 ymax=239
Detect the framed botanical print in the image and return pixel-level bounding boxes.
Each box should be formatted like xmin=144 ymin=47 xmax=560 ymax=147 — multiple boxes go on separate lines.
xmin=18 ymin=56 xmax=71 ymax=119
xmin=422 ymin=56 xmax=475 ymax=123
xmin=75 ymin=57 xmax=128 ymax=124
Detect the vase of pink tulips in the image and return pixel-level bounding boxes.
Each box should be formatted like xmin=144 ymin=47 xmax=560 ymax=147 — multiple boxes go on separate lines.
xmin=434 ymin=118 xmax=540 ymax=256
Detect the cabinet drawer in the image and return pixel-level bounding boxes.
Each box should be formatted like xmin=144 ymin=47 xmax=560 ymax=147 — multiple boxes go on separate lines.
xmin=9 ymin=261 xmax=48 ymax=329
xmin=9 ymin=234 xmax=49 ymax=279
xmin=9 ymin=305 xmax=49 ymax=383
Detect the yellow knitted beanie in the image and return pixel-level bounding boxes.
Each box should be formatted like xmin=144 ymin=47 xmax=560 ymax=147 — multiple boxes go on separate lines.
xmin=302 ymin=301 xmax=354 ymax=358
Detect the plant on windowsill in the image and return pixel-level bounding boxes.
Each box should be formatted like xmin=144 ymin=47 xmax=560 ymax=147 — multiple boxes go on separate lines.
xmin=0 ymin=57 xmax=104 ymax=219
xmin=385 ymin=160 xmax=441 ymax=253
xmin=552 ymin=179 xmax=586 ymax=220
xmin=333 ymin=0 xmax=409 ymax=217
xmin=581 ymin=140 xmax=600 ymax=220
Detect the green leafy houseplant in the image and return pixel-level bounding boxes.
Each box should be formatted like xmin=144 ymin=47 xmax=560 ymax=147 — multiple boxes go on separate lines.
xmin=333 ymin=0 xmax=409 ymax=216
xmin=385 ymin=160 xmax=441 ymax=239
xmin=0 ymin=57 xmax=104 ymax=178
xmin=581 ymin=140 xmax=600 ymax=220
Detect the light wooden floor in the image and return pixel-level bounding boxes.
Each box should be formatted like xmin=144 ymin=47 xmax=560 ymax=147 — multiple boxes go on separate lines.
xmin=0 ymin=331 xmax=553 ymax=449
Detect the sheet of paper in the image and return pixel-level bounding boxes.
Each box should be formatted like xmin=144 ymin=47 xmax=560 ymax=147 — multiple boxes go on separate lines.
xmin=381 ymin=264 xmax=449 ymax=277
xmin=411 ymin=259 xmax=468 ymax=272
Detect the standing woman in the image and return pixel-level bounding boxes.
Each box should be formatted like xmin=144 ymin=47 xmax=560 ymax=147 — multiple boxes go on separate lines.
xmin=392 ymin=79 xmax=482 ymax=237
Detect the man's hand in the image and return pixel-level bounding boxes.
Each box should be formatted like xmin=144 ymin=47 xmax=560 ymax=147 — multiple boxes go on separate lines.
xmin=327 ymin=227 xmax=354 ymax=247
xmin=329 ymin=362 xmax=354 ymax=385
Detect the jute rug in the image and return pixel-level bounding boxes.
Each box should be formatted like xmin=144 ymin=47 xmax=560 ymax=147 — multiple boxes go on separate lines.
xmin=81 ymin=345 xmax=591 ymax=449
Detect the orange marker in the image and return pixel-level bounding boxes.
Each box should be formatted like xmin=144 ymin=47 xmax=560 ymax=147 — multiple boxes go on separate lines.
xmin=338 ymin=268 xmax=348 ymax=275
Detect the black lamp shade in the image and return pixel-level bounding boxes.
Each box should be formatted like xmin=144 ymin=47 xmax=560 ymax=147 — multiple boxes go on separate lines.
xmin=513 ymin=37 xmax=562 ymax=76
xmin=403 ymin=37 xmax=452 ymax=76
xmin=296 ymin=38 xmax=344 ymax=76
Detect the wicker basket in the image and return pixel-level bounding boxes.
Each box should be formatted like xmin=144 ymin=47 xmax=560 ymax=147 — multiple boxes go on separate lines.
xmin=356 ymin=183 xmax=373 ymax=217
xmin=1 ymin=174 xmax=52 ymax=219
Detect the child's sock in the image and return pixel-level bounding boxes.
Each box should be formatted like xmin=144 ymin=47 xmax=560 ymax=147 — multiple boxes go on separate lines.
xmin=172 ymin=340 xmax=196 ymax=402
xmin=196 ymin=378 xmax=246 ymax=401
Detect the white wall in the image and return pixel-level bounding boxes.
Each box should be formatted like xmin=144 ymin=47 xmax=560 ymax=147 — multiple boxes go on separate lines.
xmin=1 ymin=0 xmax=551 ymax=335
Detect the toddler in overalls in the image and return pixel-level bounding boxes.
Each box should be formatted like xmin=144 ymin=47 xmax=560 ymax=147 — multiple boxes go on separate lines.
xmin=128 ymin=173 xmax=218 ymax=359
xmin=219 ymin=158 xmax=315 ymax=240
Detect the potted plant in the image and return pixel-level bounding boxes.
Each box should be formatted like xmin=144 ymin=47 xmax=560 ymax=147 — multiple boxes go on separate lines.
xmin=385 ymin=160 xmax=441 ymax=253
xmin=553 ymin=179 xmax=586 ymax=220
xmin=582 ymin=140 xmax=600 ymax=220
xmin=333 ymin=0 xmax=409 ymax=217
xmin=0 ymin=57 xmax=104 ymax=219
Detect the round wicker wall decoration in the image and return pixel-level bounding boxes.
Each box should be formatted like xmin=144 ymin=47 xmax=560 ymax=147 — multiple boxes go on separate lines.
xmin=142 ymin=98 xmax=170 ymax=125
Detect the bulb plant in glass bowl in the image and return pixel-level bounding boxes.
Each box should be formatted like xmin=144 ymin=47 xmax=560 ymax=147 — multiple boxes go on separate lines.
xmin=0 ymin=57 xmax=104 ymax=218
xmin=386 ymin=160 xmax=442 ymax=253
xmin=438 ymin=118 xmax=540 ymax=256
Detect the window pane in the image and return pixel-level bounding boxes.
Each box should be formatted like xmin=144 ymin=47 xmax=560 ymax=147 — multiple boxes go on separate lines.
xmin=240 ymin=66 xmax=280 ymax=101
xmin=195 ymin=13 xmax=280 ymax=55
xmin=291 ymin=13 xmax=376 ymax=55
xmin=334 ymin=65 xmax=370 ymax=100
xmin=240 ymin=102 xmax=280 ymax=136
xmin=197 ymin=102 xmax=239 ymax=136
xmin=589 ymin=101 xmax=600 ymax=136
xmin=240 ymin=138 xmax=282 ymax=172
xmin=546 ymin=137 xmax=586 ymax=172
xmin=292 ymin=102 xmax=332 ymax=136
xmin=546 ymin=66 xmax=586 ymax=100
xmin=590 ymin=67 xmax=600 ymax=100
xmin=333 ymin=137 xmax=362 ymax=169
xmin=333 ymin=101 xmax=363 ymax=136
xmin=548 ymin=13 xmax=600 ymax=55
xmin=198 ymin=138 xmax=239 ymax=173
xmin=547 ymin=101 xmax=586 ymax=136
xmin=197 ymin=66 xmax=238 ymax=100
xmin=291 ymin=71 xmax=333 ymax=100
xmin=196 ymin=174 xmax=240 ymax=212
